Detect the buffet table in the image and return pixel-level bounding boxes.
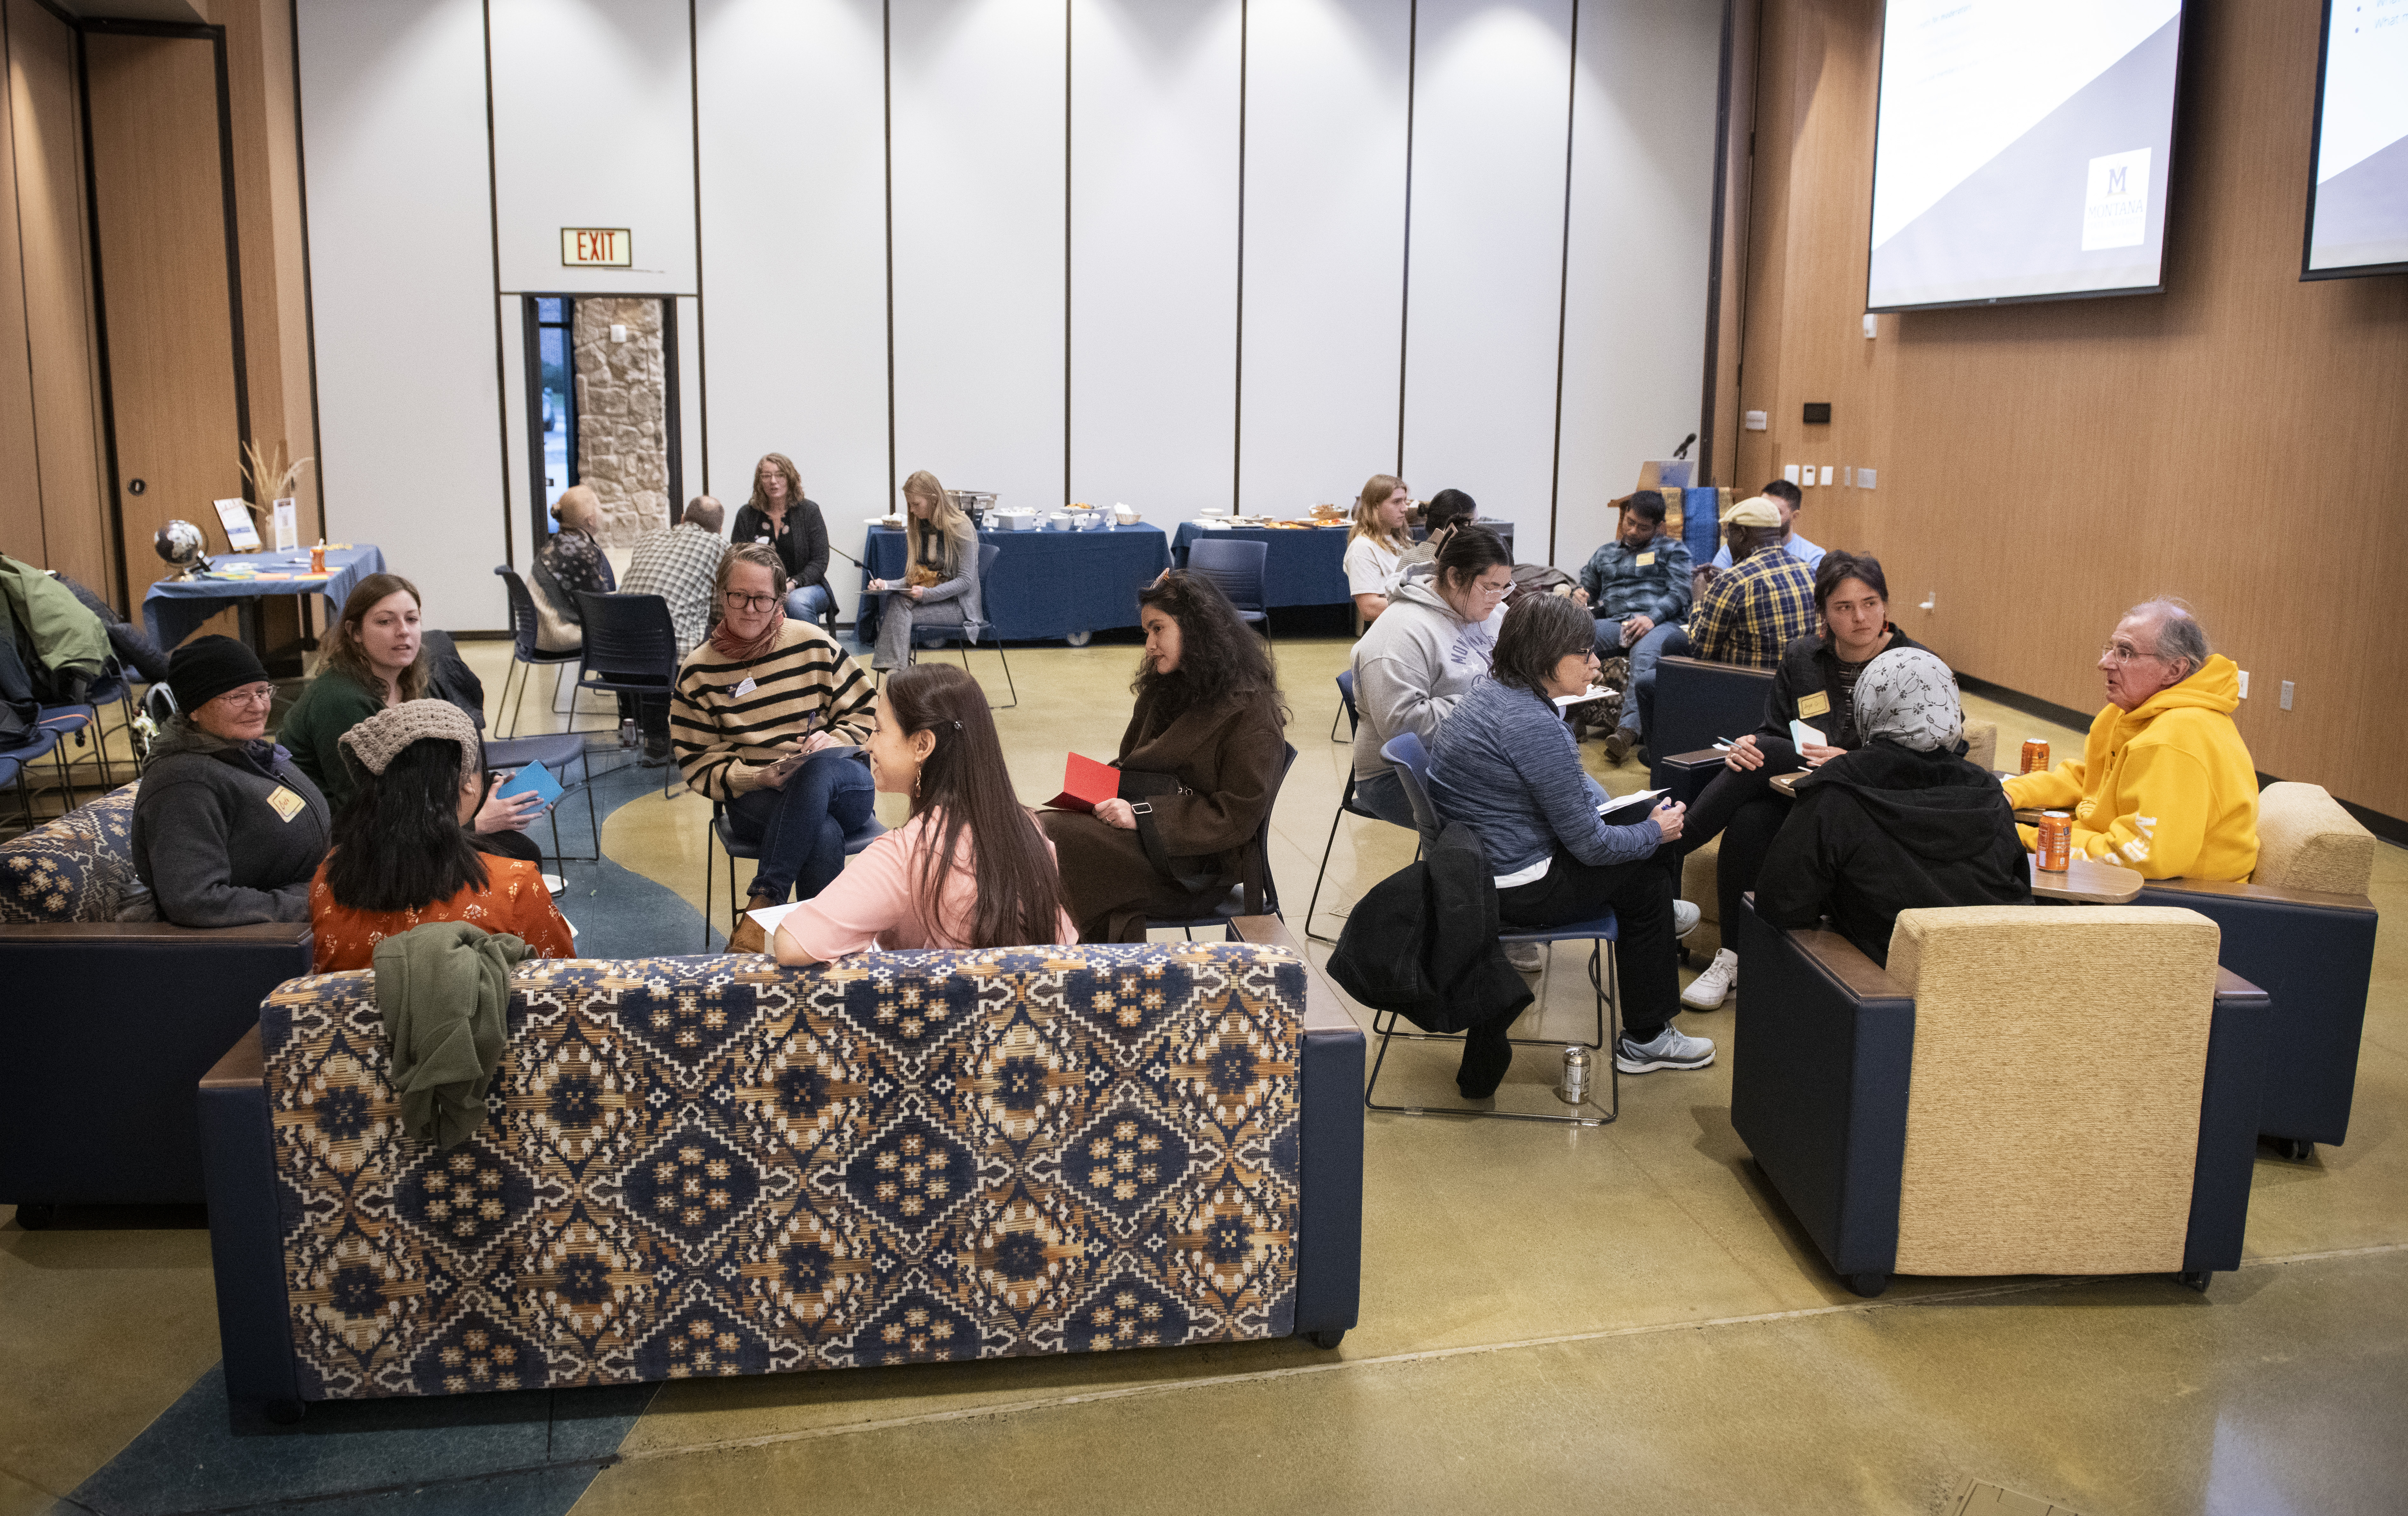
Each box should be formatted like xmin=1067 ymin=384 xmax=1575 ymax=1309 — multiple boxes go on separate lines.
xmin=860 ymin=523 xmax=1171 ymax=645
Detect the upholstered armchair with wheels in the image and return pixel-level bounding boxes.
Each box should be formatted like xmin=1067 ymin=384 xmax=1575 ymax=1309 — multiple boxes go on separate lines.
xmin=2138 ymin=781 xmax=2378 ymax=1159
xmin=1730 ymin=900 xmax=2268 ymax=1298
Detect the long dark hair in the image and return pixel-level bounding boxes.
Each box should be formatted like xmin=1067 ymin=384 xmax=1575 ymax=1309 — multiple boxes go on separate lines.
xmin=885 ymin=664 xmax=1069 ymax=949
xmin=1132 ymin=571 xmax=1289 ymax=726
xmin=324 ymin=737 xmax=489 ymax=913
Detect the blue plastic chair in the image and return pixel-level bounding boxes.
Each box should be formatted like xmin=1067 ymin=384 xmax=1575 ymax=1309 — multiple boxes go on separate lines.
xmin=702 ymin=750 xmax=889 ymax=949
xmin=1186 ymin=537 xmax=1269 ymax=641
xmin=1306 ymin=671 xmax=1411 ymax=943
xmin=0 ymin=728 xmax=61 ymax=835
xmin=1370 ymin=731 xmax=1620 ymax=1126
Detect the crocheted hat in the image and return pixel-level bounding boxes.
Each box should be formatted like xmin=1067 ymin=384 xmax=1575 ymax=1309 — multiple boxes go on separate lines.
xmin=336 ymin=698 xmax=481 ymax=789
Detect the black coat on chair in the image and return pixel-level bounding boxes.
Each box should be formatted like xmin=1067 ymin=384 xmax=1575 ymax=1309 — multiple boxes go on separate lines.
xmin=1329 ymin=818 xmax=1531 ymax=1035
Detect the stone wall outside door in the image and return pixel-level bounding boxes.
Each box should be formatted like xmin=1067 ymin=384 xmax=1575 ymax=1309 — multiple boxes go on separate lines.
xmin=572 ymin=297 xmax=669 ymax=549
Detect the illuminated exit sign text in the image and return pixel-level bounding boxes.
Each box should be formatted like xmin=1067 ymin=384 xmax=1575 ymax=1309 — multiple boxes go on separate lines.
xmin=561 ymin=228 xmax=632 ymax=267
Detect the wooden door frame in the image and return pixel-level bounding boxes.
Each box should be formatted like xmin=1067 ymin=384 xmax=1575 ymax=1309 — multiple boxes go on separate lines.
xmin=73 ymin=15 xmax=251 ymax=613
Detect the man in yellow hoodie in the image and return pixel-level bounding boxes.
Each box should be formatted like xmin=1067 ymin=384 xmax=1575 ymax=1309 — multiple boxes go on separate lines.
xmin=2005 ymin=599 xmax=2257 ymax=880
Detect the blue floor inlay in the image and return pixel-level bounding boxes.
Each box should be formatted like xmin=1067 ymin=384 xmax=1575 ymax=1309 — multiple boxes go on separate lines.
xmin=56 ymin=1367 xmax=655 ymax=1516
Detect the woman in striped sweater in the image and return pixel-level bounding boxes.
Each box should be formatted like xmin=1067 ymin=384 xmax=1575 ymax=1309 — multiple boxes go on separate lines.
xmin=672 ymin=542 xmax=879 ymax=953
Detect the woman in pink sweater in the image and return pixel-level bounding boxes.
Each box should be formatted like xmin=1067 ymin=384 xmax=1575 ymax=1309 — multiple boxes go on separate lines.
xmin=773 ymin=663 xmax=1076 ymax=961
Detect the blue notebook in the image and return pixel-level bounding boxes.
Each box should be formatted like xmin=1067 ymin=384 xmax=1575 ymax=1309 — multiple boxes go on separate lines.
xmin=495 ymin=759 xmax=563 ymax=810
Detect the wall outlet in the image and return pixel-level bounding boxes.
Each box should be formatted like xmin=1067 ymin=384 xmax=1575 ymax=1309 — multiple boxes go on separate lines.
xmin=2238 ymin=670 xmax=2249 ymax=698
xmin=1859 ymin=467 xmax=1877 ymax=489
xmin=2280 ymin=680 xmax=2294 ymax=711
xmin=1863 ymin=313 xmax=1879 ymax=339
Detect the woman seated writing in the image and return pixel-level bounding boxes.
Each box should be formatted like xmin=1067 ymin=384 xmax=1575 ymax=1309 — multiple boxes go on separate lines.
xmin=866 ymin=469 xmax=981 ymax=674
xmin=1039 ymin=572 xmax=1289 ymax=943
xmin=130 ymin=635 xmax=330 ymax=926
xmin=1755 ymin=647 xmax=2029 ymax=964
xmin=280 ymin=572 xmax=545 ymax=858
xmin=1427 ymin=595 xmax=1712 ymax=1093
xmin=673 ymin=543 xmax=878 ymax=954
xmin=1347 ymin=525 xmax=1514 ymax=830
xmin=309 ymin=700 xmax=575 ymax=972
xmin=772 ymin=664 xmax=1074 ymax=962
xmin=1677 ymin=551 xmax=1929 ymax=1010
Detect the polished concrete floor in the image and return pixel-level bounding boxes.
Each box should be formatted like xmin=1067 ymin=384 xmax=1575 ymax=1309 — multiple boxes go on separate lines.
xmin=6 ymin=632 xmax=2405 ymax=1515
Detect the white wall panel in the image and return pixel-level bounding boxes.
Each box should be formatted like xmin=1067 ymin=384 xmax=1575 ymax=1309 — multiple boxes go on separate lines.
xmin=674 ymin=294 xmax=704 ymax=507
xmin=695 ymin=0 xmax=887 ymax=620
xmin=489 ymin=0 xmax=696 ymax=295
xmin=1554 ymin=0 xmax=1719 ymax=565
xmin=1068 ymin=0 xmax=1240 ymax=518
xmin=891 ymin=0 xmax=1066 ymax=518
xmin=1400 ymin=0 xmax=1572 ymax=548
xmin=296 ymin=0 xmax=508 ymax=628
xmin=1235 ymin=0 xmax=1410 ymax=515
xmin=499 ymin=295 xmax=532 ymax=557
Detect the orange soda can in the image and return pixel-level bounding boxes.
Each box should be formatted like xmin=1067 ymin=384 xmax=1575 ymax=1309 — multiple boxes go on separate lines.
xmin=2037 ymin=812 xmax=2072 ymax=872
xmin=2021 ymin=739 xmax=2049 ymax=774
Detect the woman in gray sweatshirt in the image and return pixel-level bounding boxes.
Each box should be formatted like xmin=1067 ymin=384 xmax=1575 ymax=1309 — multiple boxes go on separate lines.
xmin=1427 ymin=596 xmax=1713 ymax=1089
xmin=1348 ymin=526 xmax=1515 ymax=828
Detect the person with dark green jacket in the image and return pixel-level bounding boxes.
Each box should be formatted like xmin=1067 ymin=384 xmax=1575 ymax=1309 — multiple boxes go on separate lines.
xmin=130 ymin=637 xmax=330 ymax=926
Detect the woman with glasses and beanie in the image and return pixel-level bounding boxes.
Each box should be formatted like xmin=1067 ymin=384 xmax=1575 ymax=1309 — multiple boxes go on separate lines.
xmin=773 ymin=663 xmax=1076 ymax=962
xmin=309 ymin=699 xmax=575 ymax=972
xmin=1426 ymin=595 xmax=1711 ymax=1093
xmin=672 ymin=542 xmax=878 ymax=954
xmin=128 ymin=634 xmax=331 ymax=926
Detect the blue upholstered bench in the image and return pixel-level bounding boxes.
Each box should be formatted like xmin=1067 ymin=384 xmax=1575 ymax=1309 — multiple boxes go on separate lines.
xmin=199 ymin=918 xmax=1364 ymax=1419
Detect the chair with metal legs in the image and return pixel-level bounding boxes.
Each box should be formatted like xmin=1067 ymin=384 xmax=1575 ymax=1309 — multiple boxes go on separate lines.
xmin=492 ymin=566 xmax=589 ymax=738
xmin=700 ymin=750 xmax=889 ymax=948
xmin=1306 ymin=672 xmax=1411 ymax=943
xmin=1143 ymin=743 xmax=1297 ymax=939
xmin=904 ymin=544 xmax=1017 ymax=709
xmin=1360 ymin=731 xmax=1620 ymax=1127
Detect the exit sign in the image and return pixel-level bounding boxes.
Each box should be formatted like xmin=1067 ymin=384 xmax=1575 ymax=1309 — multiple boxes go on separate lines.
xmin=561 ymin=228 xmax=631 ymax=267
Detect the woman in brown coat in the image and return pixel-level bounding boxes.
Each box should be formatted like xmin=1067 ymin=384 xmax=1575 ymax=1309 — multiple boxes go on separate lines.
xmin=1040 ymin=572 xmax=1289 ymax=941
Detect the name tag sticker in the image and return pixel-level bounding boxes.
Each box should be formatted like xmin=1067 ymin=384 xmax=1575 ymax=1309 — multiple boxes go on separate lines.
xmin=733 ymin=677 xmax=758 ymax=697
xmin=1635 ymin=551 xmax=1655 ymax=567
xmin=265 ymin=786 xmax=307 ymax=822
xmin=1796 ymin=690 xmax=1831 ymax=719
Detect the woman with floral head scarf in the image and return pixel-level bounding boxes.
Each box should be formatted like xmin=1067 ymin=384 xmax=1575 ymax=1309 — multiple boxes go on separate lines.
xmin=1751 ymin=647 xmax=2029 ymax=965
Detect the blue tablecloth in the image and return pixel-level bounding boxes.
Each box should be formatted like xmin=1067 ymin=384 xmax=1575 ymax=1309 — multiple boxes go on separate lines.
xmin=1169 ymin=520 xmax=1516 ymax=608
xmin=143 ymin=545 xmax=388 ymax=650
xmin=861 ymin=524 xmax=1170 ymax=644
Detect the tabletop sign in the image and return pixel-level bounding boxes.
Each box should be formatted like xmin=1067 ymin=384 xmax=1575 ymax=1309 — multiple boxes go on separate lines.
xmin=561 ymin=228 xmax=632 ymax=267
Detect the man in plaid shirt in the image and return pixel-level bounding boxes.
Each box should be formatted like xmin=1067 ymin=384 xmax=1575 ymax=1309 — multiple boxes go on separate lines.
xmin=1627 ymin=496 xmax=1817 ymax=751
xmin=618 ymin=496 xmax=730 ymax=761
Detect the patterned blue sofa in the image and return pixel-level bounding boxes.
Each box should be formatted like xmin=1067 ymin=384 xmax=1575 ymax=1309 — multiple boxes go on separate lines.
xmin=199 ymin=918 xmax=1364 ymax=1417
xmin=1 ymin=782 xmax=313 ymax=1221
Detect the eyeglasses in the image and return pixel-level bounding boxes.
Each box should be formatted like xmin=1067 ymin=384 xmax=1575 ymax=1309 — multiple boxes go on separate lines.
xmin=218 ymin=685 xmax=275 ymax=707
xmin=722 ymin=591 xmax=779 ymax=612
xmin=2099 ymin=643 xmax=2161 ymax=664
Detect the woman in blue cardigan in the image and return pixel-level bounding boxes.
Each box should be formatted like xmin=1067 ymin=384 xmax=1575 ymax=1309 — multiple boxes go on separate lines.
xmin=1428 ymin=595 xmax=1713 ymax=1092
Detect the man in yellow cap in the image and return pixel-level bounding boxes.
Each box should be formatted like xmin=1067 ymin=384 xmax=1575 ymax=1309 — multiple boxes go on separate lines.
xmin=2006 ymin=597 xmax=2258 ymax=879
xmin=1624 ymin=496 xmax=1818 ymax=753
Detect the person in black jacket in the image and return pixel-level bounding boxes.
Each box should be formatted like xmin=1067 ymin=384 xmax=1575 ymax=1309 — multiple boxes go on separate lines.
xmin=730 ymin=452 xmax=833 ymax=628
xmin=1754 ymin=646 xmax=2029 ymax=963
xmin=1675 ymin=551 xmax=1928 ymax=1009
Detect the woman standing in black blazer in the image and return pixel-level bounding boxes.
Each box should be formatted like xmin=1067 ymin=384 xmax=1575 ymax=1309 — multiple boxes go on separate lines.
xmin=730 ymin=451 xmax=834 ymax=627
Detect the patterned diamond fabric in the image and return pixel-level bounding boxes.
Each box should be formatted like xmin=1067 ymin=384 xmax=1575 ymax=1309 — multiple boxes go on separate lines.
xmin=260 ymin=942 xmax=1306 ymax=1399
xmin=0 ymin=781 xmax=140 ymax=924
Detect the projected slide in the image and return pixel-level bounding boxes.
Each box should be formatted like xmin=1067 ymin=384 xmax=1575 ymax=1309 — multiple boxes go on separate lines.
xmin=1868 ymin=2 xmax=2185 ymax=312
xmin=2305 ymin=0 xmax=2408 ymax=278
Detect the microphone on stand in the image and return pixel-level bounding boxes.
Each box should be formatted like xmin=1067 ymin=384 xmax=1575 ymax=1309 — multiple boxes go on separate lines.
xmin=1672 ymin=432 xmax=1698 ymax=460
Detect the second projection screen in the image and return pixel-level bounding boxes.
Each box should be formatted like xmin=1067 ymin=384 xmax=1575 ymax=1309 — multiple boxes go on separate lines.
xmin=1868 ymin=1 xmax=2184 ymax=312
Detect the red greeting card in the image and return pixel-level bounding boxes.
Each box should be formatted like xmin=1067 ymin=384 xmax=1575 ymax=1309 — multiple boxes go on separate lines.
xmin=1046 ymin=752 xmax=1119 ymax=812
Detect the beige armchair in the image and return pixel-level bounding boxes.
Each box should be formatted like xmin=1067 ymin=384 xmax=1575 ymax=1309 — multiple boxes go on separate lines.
xmin=1730 ymin=900 xmax=2268 ymax=1296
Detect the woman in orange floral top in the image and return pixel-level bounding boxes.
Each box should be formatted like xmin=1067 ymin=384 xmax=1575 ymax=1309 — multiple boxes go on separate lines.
xmin=308 ymin=699 xmax=575 ymax=972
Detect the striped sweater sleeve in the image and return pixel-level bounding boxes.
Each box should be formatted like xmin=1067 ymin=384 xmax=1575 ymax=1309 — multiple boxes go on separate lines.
xmin=671 ymin=627 xmax=877 ymax=801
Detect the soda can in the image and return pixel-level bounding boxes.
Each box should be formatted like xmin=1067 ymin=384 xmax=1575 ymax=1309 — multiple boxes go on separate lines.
xmin=1557 ymin=1045 xmax=1592 ymax=1106
xmin=2037 ymin=811 xmax=2072 ymax=872
xmin=2021 ymin=738 xmax=2050 ymax=774
xmin=619 ymin=718 xmax=637 ymax=750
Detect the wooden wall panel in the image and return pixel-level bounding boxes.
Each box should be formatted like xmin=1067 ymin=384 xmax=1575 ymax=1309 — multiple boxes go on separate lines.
xmin=5 ymin=0 xmax=111 ymax=597
xmin=1725 ymin=0 xmax=2408 ymax=820
xmin=223 ymin=0 xmax=322 ymax=537
xmin=86 ymin=31 xmax=248 ymax=631
xmin=0 ymin=13 xmax=41 ymax=558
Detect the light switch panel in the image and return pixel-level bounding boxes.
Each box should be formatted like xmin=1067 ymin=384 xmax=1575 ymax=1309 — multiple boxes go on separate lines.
xmin=1783 ymin=464 xmax=1800 ymax=485
xmin=1858 ymin=467 xmax=1877 ymax=490
xmin=1819 ymin=465 xmax=1834 ymax=486
xmin=1744 ymin=410 xmax=1767 ymax=431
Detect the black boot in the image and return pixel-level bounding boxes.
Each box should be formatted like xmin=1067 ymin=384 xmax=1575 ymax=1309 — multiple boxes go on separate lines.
xmin=1456 ymin=1009 xmax=1517 ymax=1099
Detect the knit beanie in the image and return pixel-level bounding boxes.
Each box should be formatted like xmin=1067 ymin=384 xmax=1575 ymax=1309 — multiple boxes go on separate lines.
xmin=167 ymin=635 xmax=270 ymax=714
xmin=337 ymin=698 xmax=482 ymax=790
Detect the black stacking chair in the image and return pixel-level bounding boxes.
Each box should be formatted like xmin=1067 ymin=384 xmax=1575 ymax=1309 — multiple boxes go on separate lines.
xmin=1144 ymin=742 xmax=1297 ymax=939
xmin=906 ymin=542 xmax=1016 ymax=708
xmin=493 ymin=565 xmax=587 ymax=738
xmin=1187 ymin=537 xmax=1270 ymax=641
xmin=574 ymin=591 xmax=681 ymax=797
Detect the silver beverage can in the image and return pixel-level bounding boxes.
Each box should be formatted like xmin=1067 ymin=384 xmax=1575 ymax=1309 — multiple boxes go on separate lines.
xmin=619 ymin=718 xmax=637 ymax=749
xmin=1558 ymin=1044 xmax=1592 ymax=1106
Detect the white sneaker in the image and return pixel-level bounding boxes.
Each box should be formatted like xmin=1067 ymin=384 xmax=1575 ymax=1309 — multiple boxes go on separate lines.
xmin=1681 ymin=948 xmax=1737 ymax=1010
xmin=1673 ymin=900 xmax=1702 ymax=939
xmin=1616 ymin=1023 xmax=1716 ymax=1073
xmin=1504 ymin=940 xmax=1545 ymax=973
